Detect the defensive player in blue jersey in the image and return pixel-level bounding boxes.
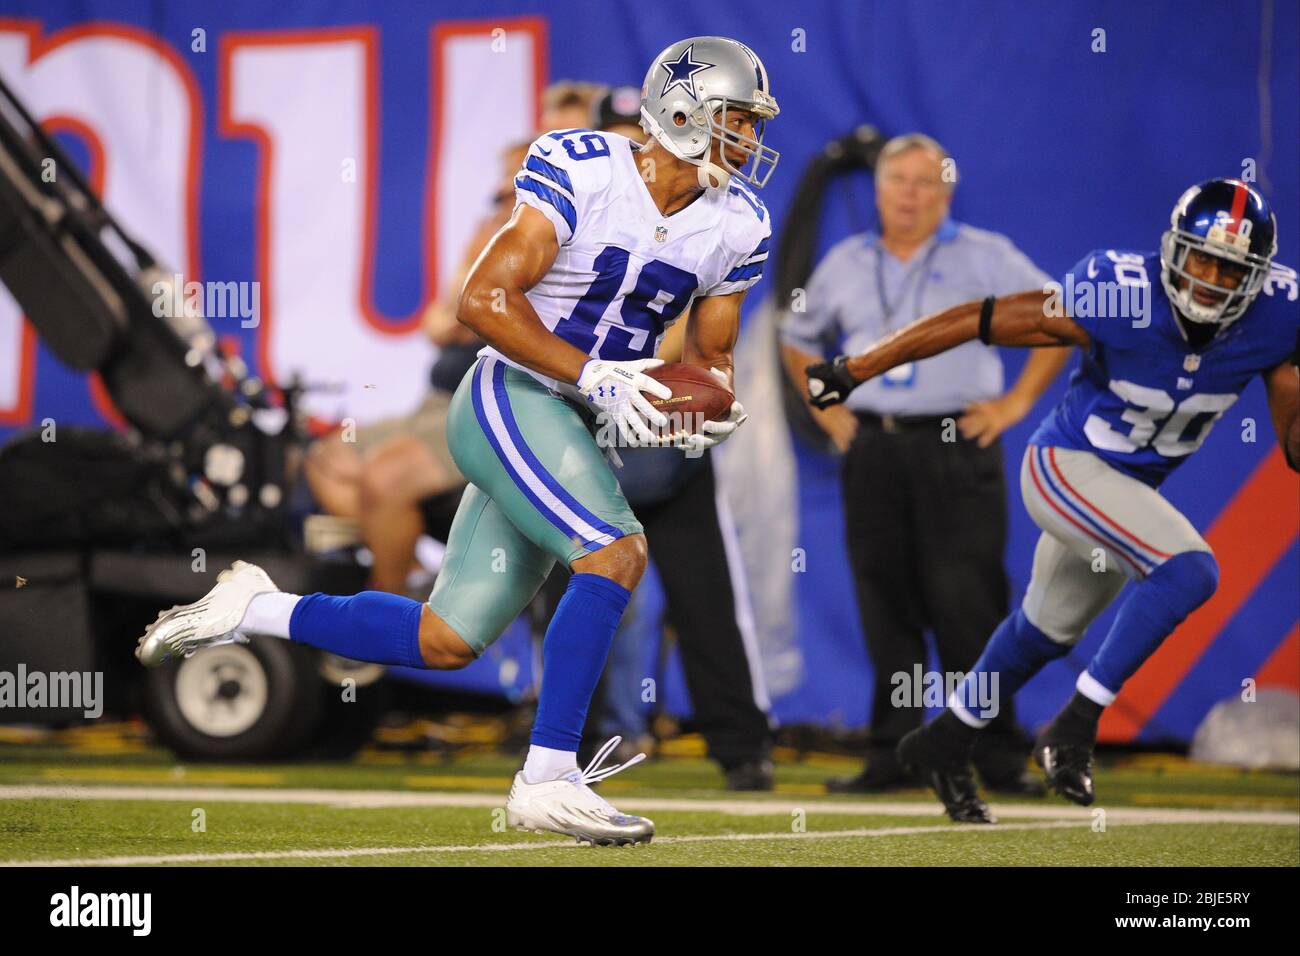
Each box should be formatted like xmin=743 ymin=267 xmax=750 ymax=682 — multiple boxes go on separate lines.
xmin=806 ymin=178 xmax=1299 ymax=822
xmin=134 ymin=36 xmax=777 ymax=845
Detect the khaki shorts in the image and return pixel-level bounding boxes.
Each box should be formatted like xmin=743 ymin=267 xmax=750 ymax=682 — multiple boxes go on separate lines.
xmin=353 ymin=388 xmax=462 ymax=481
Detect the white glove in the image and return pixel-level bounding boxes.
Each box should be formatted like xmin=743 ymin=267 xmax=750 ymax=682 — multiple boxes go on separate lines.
xmin=674 ymin=367 xmax=748 ymax=454
xmin=577 ymin=358 xmax=671 ymax=446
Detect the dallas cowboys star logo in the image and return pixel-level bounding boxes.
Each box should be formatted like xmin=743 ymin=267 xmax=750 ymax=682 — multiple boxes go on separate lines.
xmin=658 ymin=44 xmax=714 ymax=100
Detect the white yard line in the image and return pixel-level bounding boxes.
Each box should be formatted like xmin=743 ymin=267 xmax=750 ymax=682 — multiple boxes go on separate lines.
xmin=0 ymin=783 xmax=1294 ymax=825
xmin=1 ymin=821 xmax=1105 ymax=867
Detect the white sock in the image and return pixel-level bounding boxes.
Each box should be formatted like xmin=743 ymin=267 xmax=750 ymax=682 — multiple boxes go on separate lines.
xmin=522 ymin=745 xmax=579 ymax=784
xmin=237 ymin=592 xmax=302 ymax=639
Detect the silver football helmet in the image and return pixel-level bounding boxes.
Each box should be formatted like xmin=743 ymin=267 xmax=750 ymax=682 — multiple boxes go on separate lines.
xmin=639 ymin=36 xmax=779 ymax=190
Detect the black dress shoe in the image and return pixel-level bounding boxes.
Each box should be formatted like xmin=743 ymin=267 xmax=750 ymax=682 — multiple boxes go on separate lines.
xmin=725 ymin=759 xmax=775 ymax=792
xmin=897 ymin=723 xmax=995 ymax=824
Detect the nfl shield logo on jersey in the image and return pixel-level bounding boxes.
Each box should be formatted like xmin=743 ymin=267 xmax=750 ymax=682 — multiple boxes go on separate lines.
xmin=654 ymin=225 xmax=668 ymax=243
xmin=1183 ymin=354 xmax=1201 ymax=372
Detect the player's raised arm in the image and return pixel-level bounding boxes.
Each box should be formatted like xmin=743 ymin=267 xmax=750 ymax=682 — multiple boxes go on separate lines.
xmin=1264 ymin=355 xmax=1300 ymax=472
xmin=456 ymin=204 xmax=592 ymax=385
xmin=805 ymin=289 xmax=1089 ymax=408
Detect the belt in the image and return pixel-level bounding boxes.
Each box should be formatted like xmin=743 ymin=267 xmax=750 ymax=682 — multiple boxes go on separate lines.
xmin=854 ymin=410 xmax=960 ymax=434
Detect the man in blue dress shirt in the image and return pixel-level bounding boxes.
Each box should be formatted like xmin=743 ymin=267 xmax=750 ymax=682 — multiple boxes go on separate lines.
xmin=781 ymin=134 xmax=1069 ymax=794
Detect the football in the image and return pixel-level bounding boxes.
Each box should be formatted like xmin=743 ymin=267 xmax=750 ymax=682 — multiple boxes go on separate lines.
xmin=643 ymin=363 xmax=735 ymax=431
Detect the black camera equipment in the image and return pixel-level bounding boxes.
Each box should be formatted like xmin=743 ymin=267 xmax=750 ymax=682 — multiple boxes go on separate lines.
xmin=0 ymin=71 xmax=302 ymax=548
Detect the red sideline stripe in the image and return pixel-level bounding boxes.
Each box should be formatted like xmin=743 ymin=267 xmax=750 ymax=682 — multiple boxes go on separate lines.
xmin=1047 ymin=447 xmax=1172 ymax=562
xmin=1256 ymin=623 xmax=1299 ymax=690
xmin=1027 ymin=448 xmax=1144 ymax=576
xmin=1100 ymin=450 xmax=1300 ymax=742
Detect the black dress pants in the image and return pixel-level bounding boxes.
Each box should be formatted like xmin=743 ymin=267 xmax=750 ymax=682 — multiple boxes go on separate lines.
xmin=842 ymin=414 xmax=1029 ymax=780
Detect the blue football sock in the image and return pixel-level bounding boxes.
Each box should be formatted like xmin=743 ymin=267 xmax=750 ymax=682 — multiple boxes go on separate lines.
xmin=1085 ymin=551 xmax=1219 ymax=698
xmin=531 ymin=573 xmax=632 ymax=752
xmin=951 ymin=608 xmax=1070 ymax=724
xmin=289 ymin=591 xmax=425 ymax=669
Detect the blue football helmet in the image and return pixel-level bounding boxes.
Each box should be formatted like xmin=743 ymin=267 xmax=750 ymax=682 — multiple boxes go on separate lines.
xmin=1160 ymin=178 xmax=1278 ymax=327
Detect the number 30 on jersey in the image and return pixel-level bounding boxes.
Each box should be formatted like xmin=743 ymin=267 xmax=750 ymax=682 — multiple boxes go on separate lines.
xmin=1085 ymin=381 xmax=1237 ymax=457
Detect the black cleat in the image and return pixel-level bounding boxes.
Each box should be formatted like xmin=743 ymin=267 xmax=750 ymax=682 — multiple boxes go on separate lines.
xmin=1034 ymin=742 xmax=1096 ymax=806
xmin=1035 ymin=692 xmax=1103 ymax=805
xmin=897 ymin=723 xmax=996 ymax=824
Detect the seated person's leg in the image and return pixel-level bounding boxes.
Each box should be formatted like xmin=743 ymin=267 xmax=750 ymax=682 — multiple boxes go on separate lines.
xmin=304 ymin=430 xmax=364 ymax=518
xmin=304 ymin=408 xmax=408 ymax=519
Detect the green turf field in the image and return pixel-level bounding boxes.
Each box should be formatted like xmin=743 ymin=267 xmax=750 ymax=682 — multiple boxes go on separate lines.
xmin=1 ymin=738 xmax=1296 ymax=866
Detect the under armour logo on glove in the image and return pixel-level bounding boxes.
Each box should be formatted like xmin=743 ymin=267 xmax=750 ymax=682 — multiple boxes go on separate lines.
xmin=805 ymin=356 xmax=858 ymax=409
xmin=577 ymin=358 xmax=671 ymax=446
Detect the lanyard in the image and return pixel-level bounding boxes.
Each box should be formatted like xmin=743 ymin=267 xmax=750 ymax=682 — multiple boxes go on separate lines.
xmin=875 ymin=240 xmax=941 ymax=328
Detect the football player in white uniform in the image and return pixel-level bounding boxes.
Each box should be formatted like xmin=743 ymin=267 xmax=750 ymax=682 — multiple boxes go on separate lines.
xmin=136 ymin=36 xmax=778 ymax=845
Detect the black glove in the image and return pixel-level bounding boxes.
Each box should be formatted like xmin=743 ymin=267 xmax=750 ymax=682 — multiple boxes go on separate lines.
xmin=805 ymin=356 xmax=858 ymax=409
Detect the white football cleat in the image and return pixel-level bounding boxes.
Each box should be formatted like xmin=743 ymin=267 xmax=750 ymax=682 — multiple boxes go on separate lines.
xmin=506 ymin=736 xmax=655 ymax=846
xmin=135 ymin=560 xmax=279 ymax=668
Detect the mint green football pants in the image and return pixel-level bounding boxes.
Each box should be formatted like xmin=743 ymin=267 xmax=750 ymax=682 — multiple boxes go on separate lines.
xmin=427 ymin=355 xmax=643 ymax=656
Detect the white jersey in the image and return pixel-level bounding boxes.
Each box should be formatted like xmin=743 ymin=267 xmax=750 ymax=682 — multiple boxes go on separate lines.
xmin=483 ymin=129 xmax=771 ymax=393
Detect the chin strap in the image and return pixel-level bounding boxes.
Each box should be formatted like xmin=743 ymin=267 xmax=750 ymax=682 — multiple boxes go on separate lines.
xmin=644 ymin=113 xmax=732 ymax=191
xmin=696 ymin=161 xmax=731 ymax=190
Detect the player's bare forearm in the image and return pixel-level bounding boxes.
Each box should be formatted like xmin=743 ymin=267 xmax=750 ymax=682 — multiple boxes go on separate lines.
xmin=683 ymin=291 xmax=744 ymax=388
xmin=456 ymin=206 xmax=592 ymax=384
xmin=843 ymin=290 xmax=1088 ymax=384
xmin=1264 ymin=360 xmax=1300 ymax=471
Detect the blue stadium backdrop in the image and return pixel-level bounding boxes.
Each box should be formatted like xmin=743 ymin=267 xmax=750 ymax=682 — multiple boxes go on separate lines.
xmin=1 ymin=0 xmax=1295 ymax=744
